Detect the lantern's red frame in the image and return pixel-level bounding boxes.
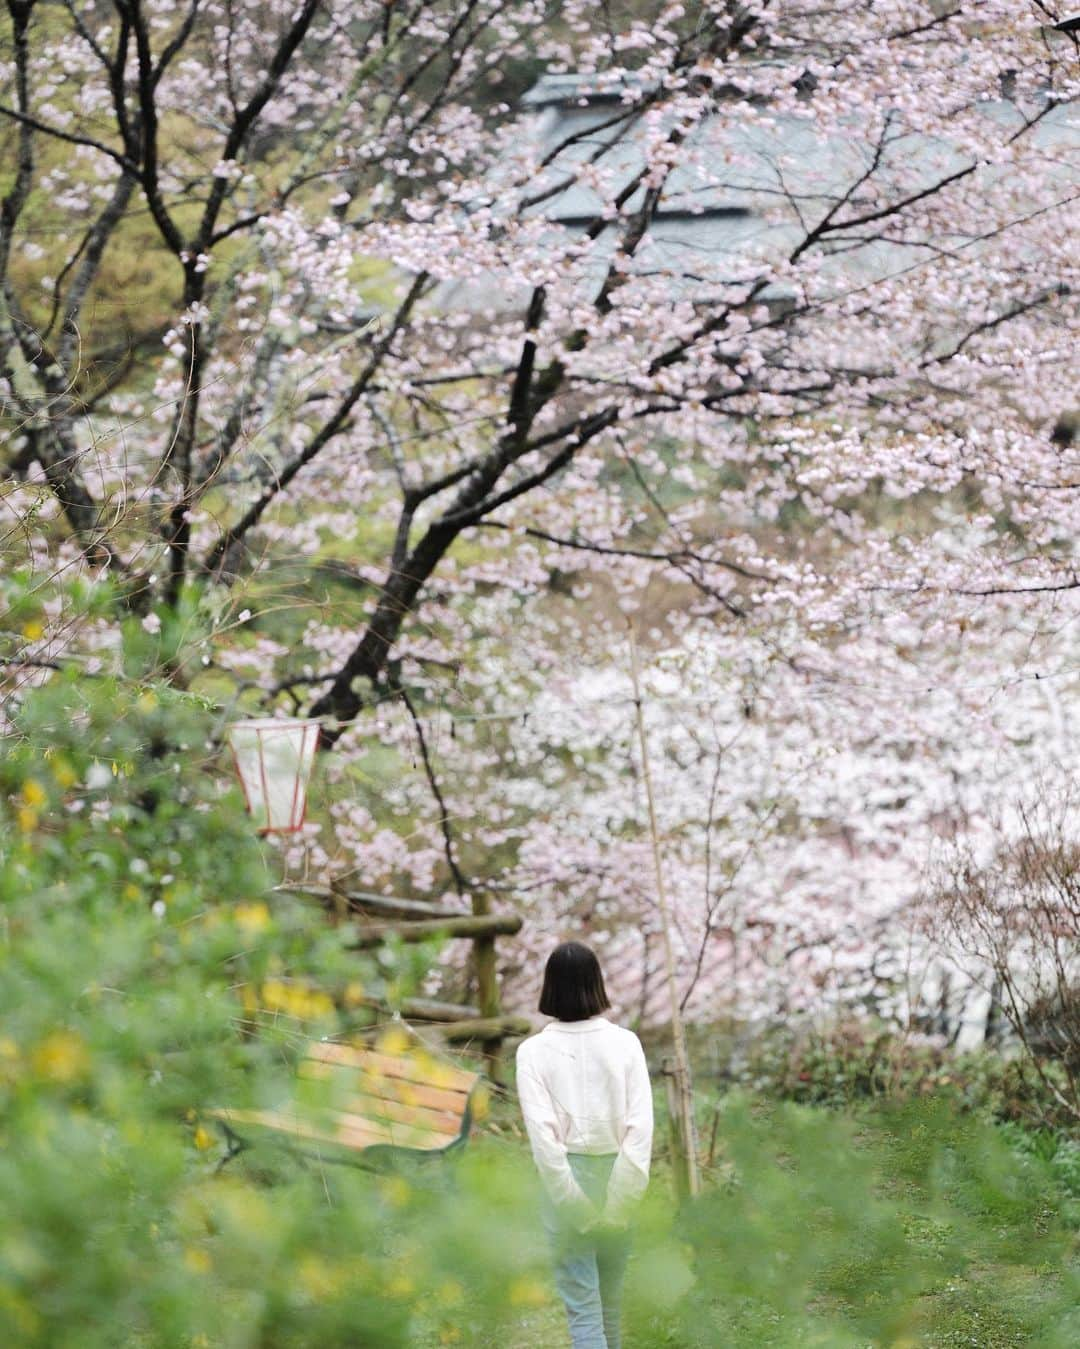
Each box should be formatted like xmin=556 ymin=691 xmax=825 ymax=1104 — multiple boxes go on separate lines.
xmin=226 ymin=718 xmax=320 ymax=834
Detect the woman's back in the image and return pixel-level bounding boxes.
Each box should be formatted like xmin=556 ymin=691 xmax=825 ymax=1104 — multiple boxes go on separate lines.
xmin=516 ymin=1014 xmax=645 ymax=1154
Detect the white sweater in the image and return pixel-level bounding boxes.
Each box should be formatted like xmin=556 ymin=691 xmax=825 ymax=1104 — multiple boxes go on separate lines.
xmin=516 ymin=1016 xmax=654 ymax=1229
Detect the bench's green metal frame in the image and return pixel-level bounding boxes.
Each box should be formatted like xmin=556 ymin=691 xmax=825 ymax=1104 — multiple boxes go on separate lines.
xmin=214 ymin=1040 xmax=482 ymax=1175
xmin=216 ymin=1099 xmax=478 ymax=1174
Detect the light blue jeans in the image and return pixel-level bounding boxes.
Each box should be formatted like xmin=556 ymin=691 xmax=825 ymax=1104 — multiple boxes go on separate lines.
xmin=541 ymin=1153 xmax=631 ymax=1349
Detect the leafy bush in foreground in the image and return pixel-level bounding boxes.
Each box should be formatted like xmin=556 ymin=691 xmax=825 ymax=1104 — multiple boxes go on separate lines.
xmin=0 ymin=667 xmax=401 ymax=1346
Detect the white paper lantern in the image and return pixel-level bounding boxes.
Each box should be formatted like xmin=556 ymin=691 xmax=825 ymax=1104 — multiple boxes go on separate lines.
xmin=226 ymin=718 xmax=320 ymax=833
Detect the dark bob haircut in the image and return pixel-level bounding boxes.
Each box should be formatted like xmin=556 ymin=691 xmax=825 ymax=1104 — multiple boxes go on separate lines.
xmin=539 ymin=941 xmax=611 ymax=1022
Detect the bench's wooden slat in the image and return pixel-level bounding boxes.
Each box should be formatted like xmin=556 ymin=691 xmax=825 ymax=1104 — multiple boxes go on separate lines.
xmin=334 ymin=1091 xmax=465 ymax=1134
xmin=211 ymin=1105 xmax=453 ymax=1152
xmin=213 ymin=1108 xmax=391 ymax=1151
xmin=299 ymin=1059 xmax=475 ymax=1116
xmin=307 ymin=1042 xmax=478 ymax=1095
xmin=334 ymin=1109 xmax=460 ymax=1147
xmin=359 ymin=1075 xmax=472 ymax=1116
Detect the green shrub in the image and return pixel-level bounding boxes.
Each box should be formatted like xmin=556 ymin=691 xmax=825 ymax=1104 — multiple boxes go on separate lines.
xmin=0 ymin=644 xmax=599 ymax=1348
xmin=732 ymin=1019 xmax=1078 ymax=1131
xmin=0 ymin=664 xmax=419 ymax=1347
xmin=626 ymin=1096 xmax=1080 ymax=1348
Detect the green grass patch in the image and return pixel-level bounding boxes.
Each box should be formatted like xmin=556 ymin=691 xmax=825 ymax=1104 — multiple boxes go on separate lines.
xmin=421 ymin=1096 xmax=1079 ymax=1349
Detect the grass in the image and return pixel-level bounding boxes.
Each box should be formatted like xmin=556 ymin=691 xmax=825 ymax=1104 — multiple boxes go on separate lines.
xmin=412 ymin=1095 xmax=1080 ymax=1348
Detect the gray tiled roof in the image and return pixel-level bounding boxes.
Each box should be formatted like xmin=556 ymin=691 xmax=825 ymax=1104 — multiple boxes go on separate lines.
xmin=435 ymin=71 xmax=1078 ymax=313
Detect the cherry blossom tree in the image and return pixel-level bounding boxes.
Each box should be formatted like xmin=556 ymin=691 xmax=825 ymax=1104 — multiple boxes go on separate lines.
xmin=2 ymin=0 xmax=1079 ymax=1027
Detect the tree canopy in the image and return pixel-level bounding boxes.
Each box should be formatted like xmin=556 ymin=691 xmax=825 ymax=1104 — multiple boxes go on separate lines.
xmin=2 ymin=0 xmax=1079 ymax=1025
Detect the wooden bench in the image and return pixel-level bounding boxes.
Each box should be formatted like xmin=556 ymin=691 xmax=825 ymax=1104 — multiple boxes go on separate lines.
xmin=213 ymin=1038 xmax=485 ymax=1171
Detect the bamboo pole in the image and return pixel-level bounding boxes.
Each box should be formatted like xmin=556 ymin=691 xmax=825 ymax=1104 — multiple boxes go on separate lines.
xmin=347 ymin=913 xmax=523 ymax=948
xmin=358 ymin=995 xmax=482 ymax=1022
xmin=276 ymin=885 xmax=466 ymax=921
xmin=438 ymin=1014 xmax=533 ymax=1043
xmin=628 ymin=624 xmax=701 ymax=1199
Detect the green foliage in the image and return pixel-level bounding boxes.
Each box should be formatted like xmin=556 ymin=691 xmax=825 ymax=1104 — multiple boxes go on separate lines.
xmin=3 ymin=644 xmax=1077 ymax=1346
xmin=618 ymin=1096 xmax=1079 ymax=1349
xmin=0 ymin=622 xmax=579 ymax=1347
xmin=0 ymin=662 xmax=402 ymax=1346
xmin=735 ymin=1019 xmax=1079 ymax=1131
xmin=411 ymin=1095 xmax=1080 ymax=1349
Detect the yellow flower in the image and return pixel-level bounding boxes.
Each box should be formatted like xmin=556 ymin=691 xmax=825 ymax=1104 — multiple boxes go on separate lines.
xmin=297 ymin=1255 xmax=343 ymax=1300
xmin=193 ymin=1125 xmax=215 ymax=1151
xmin=304 ymin=989 xmax=335 ymax=1019
xmin=428 ymin=1062 xmax=460 ymax=1089
xmin=0 ymin=1285 xmax=41 ymax=1336
xmin=233 ymin=901 xmax=271 ymax=934
xmin=471 ymin=1083 xmax=491 ymax=1121
xmin=217 ymin=1186 xmax=272 ymax=1232
xmin=0 ymin=1038 xmax=19 ymax=1086
xmin=21 ymin=619 xmax=44 ymax=641
xmin=52 ymin=757 xmax=78 ymax=788
xmin=436 ymin=1279 xmax=464 ymax=1307
xmin=343 ymin=981 xmax=366 ymax=1008
xmin=508 ymin=1277 xmax=549 ymax=1307
xmin=123 ymin=883 xmax=142 ymax=902
xmin=377 ymin=1026 xmax=411 ymax=1056
xmin=17 ymin=780 xmax=46 ymax=832
xmin=386 ymin=1272 xmax=415 ymax=1298
xmin=183 ymin=1246 xmax=212 ymax=1275
xmin=214 ymin=1192 xmax=272 ymax=1241
xmin=31 ymin=1030 xmax=90 ymax=1084
xmin=260 ymin=979 xmax=334 ymax=1021
xmin=260 ymin=980 xmax=291 ymax=1013
xmin=378 ymin=1175 xmax=412 ymax=1209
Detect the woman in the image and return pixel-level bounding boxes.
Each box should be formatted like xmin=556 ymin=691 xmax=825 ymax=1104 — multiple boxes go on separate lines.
xmin=516 ymin=941 xmax=653 ymax=1349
